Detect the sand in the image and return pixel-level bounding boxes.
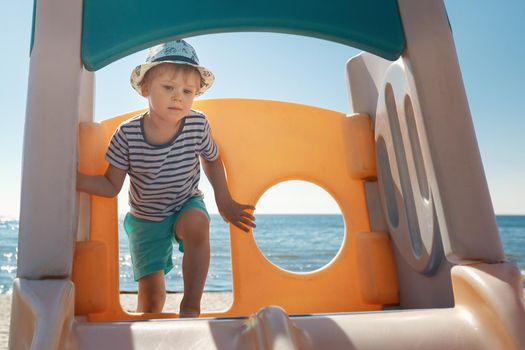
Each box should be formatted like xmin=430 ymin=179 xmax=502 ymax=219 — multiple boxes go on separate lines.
xmin=0 ymin=292 xmax=233 ymax=349
xmin=0 ymin=295 xmax=10 ymax=349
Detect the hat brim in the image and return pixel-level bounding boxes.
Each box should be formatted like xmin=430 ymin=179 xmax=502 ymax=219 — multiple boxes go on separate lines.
xmin=130 ymin=61 xmax=214 ymax=97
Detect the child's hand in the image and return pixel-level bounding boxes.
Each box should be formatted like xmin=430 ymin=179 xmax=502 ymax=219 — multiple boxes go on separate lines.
xmin=217 ymin=197 xmax=256 ymax=233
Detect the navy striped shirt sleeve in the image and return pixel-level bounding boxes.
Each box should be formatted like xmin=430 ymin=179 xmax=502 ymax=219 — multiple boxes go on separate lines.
xmin=105 ymin=126 xmax=129 ymax=170
xmin=198 ymin=117 xmax=219 ymax=161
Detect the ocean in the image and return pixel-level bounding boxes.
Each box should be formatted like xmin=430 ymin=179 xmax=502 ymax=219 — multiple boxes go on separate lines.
xmin=1 ymin=215 xmax=524 ymax=293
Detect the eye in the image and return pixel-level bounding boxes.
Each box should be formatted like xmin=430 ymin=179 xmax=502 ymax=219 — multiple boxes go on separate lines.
xmin=163 ymin=85 xmax=174 ymax=91
xmin=184 ymin=89 xmax=194 ymax=95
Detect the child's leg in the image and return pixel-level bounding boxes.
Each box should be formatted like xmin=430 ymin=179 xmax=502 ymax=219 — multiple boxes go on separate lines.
xmin=174 ymin=208 xmax=210 ymax=318
xmin=137 ymin=270 xmax=166 ymax=313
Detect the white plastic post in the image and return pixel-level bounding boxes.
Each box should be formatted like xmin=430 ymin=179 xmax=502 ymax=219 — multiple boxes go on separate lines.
xmin=17 ymin=0 xmax=84 ymax=278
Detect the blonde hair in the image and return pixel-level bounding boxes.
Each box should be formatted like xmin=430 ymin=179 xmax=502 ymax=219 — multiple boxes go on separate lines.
xmin=139 ymin=63 xmax=201 ymax=93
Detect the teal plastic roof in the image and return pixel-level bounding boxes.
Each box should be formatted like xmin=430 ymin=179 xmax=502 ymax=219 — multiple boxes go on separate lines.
xmin=81 ymin=0 xmax=405 ymax=71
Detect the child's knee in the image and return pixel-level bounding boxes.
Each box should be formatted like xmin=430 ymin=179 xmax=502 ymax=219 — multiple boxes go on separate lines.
xmin=176 ymin=209 xmax=210 ymax=244
xmin=185 ymin=222 xmax=209 ymax=246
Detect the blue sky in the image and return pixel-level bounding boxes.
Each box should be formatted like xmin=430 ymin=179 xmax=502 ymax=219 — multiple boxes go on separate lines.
xmin=1 ymin=1 xmax=524 ymax=217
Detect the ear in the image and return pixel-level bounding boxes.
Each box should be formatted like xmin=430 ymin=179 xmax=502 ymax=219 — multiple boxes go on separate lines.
xmin=140 ymin=83 xmax=150 ymax=97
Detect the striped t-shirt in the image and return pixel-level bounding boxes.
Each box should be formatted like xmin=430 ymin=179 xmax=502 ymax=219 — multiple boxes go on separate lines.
xmin=105 ymin=110 xmax=219 ymax=221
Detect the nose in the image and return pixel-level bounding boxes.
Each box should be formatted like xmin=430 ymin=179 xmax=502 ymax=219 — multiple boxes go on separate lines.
xmin=171 ymin=89 xmax=182 ymax=100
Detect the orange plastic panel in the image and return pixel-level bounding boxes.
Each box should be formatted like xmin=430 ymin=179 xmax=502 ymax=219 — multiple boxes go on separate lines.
xmin=356 ymin=232 xmax=399 ymax=304
xmin=76 ymin=99 xmax=398 ymax=321
xmin=71 ymin=241 xmax=108 ymax=315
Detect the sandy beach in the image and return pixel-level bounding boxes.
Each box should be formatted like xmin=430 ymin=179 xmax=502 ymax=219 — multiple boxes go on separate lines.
xmin=0 ymin=296 xmax=10 ymax=349
xmin=0 ymin=292 xmax=233 ymax=349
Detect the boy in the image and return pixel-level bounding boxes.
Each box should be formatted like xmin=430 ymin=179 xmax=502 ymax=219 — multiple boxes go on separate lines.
xmin=77 ymin=40 xmax=256 ymax=318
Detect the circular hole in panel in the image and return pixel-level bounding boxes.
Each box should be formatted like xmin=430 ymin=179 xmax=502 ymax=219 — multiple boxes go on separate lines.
xmin=253 ymin=180 xmax=345 ymax=273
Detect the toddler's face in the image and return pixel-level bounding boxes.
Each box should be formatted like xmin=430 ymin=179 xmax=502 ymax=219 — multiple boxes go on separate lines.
xmin=141 ymin=64 xmax=201 ymax=125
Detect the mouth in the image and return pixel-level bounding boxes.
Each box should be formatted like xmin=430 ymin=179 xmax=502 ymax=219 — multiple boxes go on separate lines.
xmin=168 ymin=107 xmax=182 ymax=111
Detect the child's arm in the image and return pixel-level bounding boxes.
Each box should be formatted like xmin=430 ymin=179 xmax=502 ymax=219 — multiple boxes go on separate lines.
xmin=201 ymin=156 xmax=256 ymax=232
xmin=77 ymin=165 xmax=127 ymax=197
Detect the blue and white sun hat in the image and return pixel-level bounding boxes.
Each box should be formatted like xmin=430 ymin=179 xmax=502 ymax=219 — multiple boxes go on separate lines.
xmin=130 ymin=40 xmax=215 ymax=97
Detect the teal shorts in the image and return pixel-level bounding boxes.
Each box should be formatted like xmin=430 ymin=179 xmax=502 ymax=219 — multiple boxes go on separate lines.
xmin=123 ymin=196 xmax=209 ymax=281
